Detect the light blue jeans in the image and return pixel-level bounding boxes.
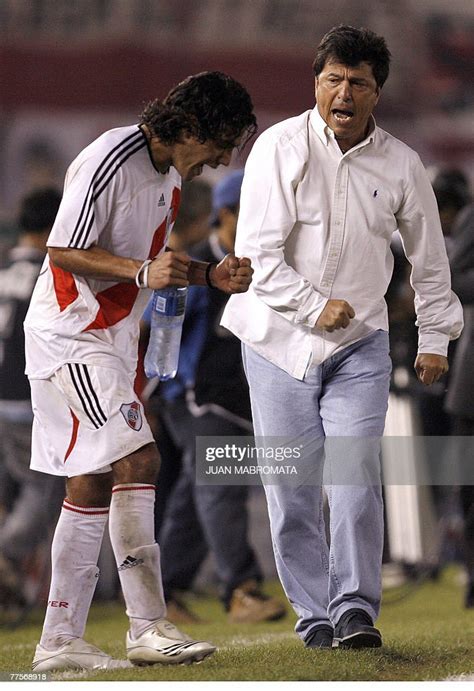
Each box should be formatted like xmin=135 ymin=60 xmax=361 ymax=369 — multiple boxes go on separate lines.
xmin=242 ymin=330 xmax=391 ymax=641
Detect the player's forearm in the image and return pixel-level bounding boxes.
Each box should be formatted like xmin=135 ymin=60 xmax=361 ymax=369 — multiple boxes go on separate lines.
xmin=165 ymin=248 xmax=213 ymax=286
xmin=188 ymin=259 xmax=215 ymax=287
xmin=48 ymin=246 xmax=218 ymax=288
xmin=48 ymin=246 xmax=142 ymax=283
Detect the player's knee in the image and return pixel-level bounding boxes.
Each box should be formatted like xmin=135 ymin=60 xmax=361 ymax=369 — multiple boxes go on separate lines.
xmin=113 ymin=442 xmax=161 ymax=485
xmin=66 ymin=472 xmax=113 ymax=507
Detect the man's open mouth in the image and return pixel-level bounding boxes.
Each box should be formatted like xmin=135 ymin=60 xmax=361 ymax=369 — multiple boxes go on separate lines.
xmin=332 ymin=109 xmax=354 ymax=122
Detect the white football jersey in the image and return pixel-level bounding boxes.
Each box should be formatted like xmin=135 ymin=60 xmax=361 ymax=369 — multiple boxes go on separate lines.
xmin=25 ymin=125 xmax=181 ymax=379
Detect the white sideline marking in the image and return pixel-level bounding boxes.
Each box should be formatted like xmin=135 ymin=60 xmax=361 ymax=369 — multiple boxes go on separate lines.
xmin=220 ymin=632 xmax=296 ymax=650
xmin=443 ymin=673 xmax=474 ymax=681
xmin=51 ymin=632 xmax=297 ymax=681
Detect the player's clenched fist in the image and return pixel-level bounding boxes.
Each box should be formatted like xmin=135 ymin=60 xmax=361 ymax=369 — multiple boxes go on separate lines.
xmin=147 ymin=251 xmax=191 ymax=289
xmin=316 ymin=299 xmax=355 ymax=332
xmin=210 ymin=254 xmax=253 ymax=294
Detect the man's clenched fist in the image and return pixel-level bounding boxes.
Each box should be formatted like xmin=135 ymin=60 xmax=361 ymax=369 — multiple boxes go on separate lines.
xmin=316 ymin=299 xmax=355 ymax=332
xmin=414 ymin=353 xmax=449 ymax=386
xmin=210 ymin=254 xmax=253 ymax=294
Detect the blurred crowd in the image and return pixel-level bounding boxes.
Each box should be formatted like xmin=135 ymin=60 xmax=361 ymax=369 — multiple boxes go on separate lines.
xmin=0 ymin=161 xmax=472 ymax=626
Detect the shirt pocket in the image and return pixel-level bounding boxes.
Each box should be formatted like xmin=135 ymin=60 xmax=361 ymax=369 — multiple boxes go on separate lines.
xmin=357 ymin=185 xmax=398 ymax=239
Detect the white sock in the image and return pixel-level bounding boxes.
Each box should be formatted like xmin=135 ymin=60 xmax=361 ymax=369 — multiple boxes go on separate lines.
xmin=109 ymin=483 xmax=166 ymax=639
xmin=40 ymin=499 xmax=109 ymax=650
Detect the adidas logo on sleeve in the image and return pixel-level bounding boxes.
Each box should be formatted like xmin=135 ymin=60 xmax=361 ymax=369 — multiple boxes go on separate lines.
xmin=118 ymin=555 xmax=144 ymax=572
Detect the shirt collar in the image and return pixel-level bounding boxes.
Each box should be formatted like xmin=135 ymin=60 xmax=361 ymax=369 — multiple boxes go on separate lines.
xmin=309 ymin=106 xmax=377 ymax=151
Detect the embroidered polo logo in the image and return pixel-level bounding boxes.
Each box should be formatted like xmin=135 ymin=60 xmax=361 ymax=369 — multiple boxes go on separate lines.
xmin=158 ymin=193 xmax=165 ymax=207
xmin=120 ymin=401 xmax=143 ymax=431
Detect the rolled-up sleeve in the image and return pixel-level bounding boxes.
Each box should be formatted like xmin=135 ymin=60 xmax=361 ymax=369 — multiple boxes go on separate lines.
xmin=235 ymin=130 xmax=328 ymax=328
xmin=396 ymin=154 xmax=464 ymax=355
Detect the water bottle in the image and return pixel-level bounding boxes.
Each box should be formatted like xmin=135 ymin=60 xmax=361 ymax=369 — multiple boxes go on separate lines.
xmin=144 ymin=286 xmax=188 ymax=380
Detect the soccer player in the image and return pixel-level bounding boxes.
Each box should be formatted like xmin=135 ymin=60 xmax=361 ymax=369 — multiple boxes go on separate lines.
xmin=222 ymin=27 xmax=463 ymax=649
xmin=25 ymin=71 xmax=256 ymax=672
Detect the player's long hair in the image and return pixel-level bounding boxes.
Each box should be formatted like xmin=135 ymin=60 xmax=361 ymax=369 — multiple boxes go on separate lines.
xmin=140 ymin=71 xmax=257 ymax=150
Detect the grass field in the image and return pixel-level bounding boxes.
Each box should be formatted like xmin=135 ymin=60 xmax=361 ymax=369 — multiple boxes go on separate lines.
xmin=0 ymin=568 xmax=472 ymax=682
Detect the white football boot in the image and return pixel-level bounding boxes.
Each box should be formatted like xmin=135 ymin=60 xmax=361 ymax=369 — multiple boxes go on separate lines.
xmin=32 ymin=638 xmax=132 ymax=672
xmin=126 ymin=618 xmax=216 ymax=665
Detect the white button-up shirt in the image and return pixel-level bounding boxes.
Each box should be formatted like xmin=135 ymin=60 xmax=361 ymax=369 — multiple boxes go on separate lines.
xmin=222 ymin=107 xmax=463 ymax=379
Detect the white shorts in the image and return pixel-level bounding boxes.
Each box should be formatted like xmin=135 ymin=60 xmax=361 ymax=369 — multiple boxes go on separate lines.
xmin=30 ymin=363 xmax=154 ymax=478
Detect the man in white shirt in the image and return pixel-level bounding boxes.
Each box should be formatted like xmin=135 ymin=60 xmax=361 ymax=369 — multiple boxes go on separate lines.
xmin=26 ymin=71 xmax=256 ymax=672
xmin=222 ymin=26 xmax=463 ymax=649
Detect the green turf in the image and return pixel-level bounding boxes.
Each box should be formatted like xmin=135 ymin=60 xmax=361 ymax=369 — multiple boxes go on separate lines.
xmin=0 ymin=568 xmax=472 ymax=682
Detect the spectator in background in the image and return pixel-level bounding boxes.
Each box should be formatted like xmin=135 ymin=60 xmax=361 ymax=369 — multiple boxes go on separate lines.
xmin=0 ymin=188 xmax=64 ymax=609
xmin=222 ymin=25 xmax=463 ymax=650
xmin=414 ymin=169 xmax=470 ymax=436
xmin=386 ymin=168 xmax=471 ymax=576
xmin=431 ymin=168 xmax=471 ymax=244
xmin=141 ymin=179 xmax=213 ymax=533
xmin=442 ymin=191 xmax=474 ymax=608
xmin=168 ymin=179 xmax=213 ymax=251
xmin=146 ymin=171 xmax=286 ymax=624
xmin=428 ymin=170 xmax=472 ymax=572
xmin=386 ymin=167 xmax=470 ymax=405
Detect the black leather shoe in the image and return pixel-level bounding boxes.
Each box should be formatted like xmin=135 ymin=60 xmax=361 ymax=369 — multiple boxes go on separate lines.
xmin=333 ymin=608 xmax=382 ymax=649
xmin=304 ymin=625 xmax=334 ymax=649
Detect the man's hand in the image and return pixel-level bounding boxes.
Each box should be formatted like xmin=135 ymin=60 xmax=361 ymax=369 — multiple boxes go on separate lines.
xmin=316 ymin=299 xmax=355 ymax=332
xmin=210 ymin=254 xmax=253 ymax=294
xmin=147 ymin=251 xmax=191 ymax=289
xmin=414 ymin=353 xmax=449 ymax=386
